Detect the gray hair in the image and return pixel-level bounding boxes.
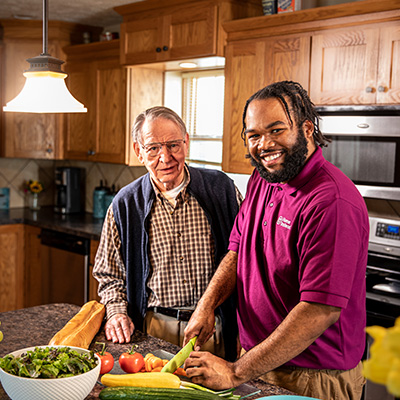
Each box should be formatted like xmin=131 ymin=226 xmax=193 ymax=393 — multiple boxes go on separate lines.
xmin=132 ymin=106 xmax=187 ymax=144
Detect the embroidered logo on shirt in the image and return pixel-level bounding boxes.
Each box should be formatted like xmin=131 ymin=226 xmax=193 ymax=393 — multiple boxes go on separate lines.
xmin=277 ymin=215 xmax=291 ymax=230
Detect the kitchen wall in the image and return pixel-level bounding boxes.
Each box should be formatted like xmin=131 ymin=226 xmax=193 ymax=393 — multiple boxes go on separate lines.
xmin=0 ymin=157 xmax=147 ymax=211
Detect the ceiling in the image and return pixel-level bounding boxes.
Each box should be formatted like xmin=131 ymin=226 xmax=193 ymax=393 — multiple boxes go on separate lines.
xmin=0 ymin=0 xmax=143 ymax=29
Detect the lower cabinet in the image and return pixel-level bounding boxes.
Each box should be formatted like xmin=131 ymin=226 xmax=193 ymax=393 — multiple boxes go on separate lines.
xmin=0 ymin=224 xmax=101 ymax=312
xmin=0 ymin=224 xmax=25 ymax=312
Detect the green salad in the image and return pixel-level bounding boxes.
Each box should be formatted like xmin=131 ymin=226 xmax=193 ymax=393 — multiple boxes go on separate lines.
xmin=0 ymin=346 xmax=98 ymax=379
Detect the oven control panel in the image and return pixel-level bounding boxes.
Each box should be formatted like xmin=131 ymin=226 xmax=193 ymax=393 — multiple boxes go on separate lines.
xmin=376 ymin=222 xmax=400 ymax=240
xmin=369 ymin=216 xmax=400 ymax=257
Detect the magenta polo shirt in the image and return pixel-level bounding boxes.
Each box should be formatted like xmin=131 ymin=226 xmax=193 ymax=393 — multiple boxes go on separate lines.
xmin=229 ymin=147 xmax=369 ymax=370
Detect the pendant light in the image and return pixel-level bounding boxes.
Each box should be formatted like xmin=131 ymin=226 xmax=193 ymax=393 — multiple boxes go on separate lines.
xmin=3 ymin=0 xmax=87 ymax=113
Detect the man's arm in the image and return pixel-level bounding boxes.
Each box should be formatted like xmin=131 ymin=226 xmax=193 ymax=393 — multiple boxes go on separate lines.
xmin=183 ymin=250 xmax=238 ymax=349
xmin=93 ymin=206 xmax=134 ymax=343
xmin=185 ymin=301 xmax=341 ymax=389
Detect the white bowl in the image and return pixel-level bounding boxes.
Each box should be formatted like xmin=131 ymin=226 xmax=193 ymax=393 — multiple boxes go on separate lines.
xmin=0 ymin=345 xmax=100 ymax=400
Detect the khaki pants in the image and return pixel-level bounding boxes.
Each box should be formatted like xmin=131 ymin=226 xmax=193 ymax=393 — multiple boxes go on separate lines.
xmin=258 ymin=362 xmax=365 ymax=400
xmin=144 ymin=310 xmax=225 ymax=358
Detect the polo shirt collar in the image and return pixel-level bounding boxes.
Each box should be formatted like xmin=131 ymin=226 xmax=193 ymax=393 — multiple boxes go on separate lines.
xmin=272 ymin=146 xmax=325 ymax=195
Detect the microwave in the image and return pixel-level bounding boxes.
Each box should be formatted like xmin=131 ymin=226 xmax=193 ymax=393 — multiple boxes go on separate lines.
xmin=317 ymin=106 xmax=400 ymax=201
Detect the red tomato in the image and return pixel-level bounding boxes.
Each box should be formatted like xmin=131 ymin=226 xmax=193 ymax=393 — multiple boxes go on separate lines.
xmin=96 ymin=342 xmax=114 ymax=375
xmin=119 ymin=345 xmax=145 ymax=373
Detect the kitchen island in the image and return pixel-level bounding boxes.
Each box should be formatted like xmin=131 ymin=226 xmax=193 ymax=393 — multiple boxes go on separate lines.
xmin=0 ymin=304 xmax=296 ymax=399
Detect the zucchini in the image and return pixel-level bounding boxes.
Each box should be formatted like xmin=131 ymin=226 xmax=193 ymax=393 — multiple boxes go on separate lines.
xmin=101 ymin=372 xmax=180 ymax=388
xmin=99 ymin=387 xmax=221 ymax=399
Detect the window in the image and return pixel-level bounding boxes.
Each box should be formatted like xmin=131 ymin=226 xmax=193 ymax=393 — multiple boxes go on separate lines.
xmin=164 ymin=69 xmax=225 ymax=169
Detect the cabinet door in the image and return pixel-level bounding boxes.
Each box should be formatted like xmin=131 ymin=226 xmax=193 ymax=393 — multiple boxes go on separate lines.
xmin=120 ymin=17 xmax=164 ymax=65
xmin=377 ymin=24 xmax=400 ymax=104
xmin=3 ymin=41 xmax=63 ymax=159
xmin=24 ymin=226 xmax=46 ymax=308
xmin=92 ymin=60 xmax=126 ymax=164
xmin=166 ymin=4 xmax=217 ymax=60
xmin=64 ymin=62 xmax=96 ymax=160
xmin=222 ymin=40 xmax=266 ymax=174
xmin=0 ymin=224 xmax=24 ymax=312
xmin=310 ymin=27 xmax=379 ymax=105
xmin=264 ymin=35 xmax=311 ymax=92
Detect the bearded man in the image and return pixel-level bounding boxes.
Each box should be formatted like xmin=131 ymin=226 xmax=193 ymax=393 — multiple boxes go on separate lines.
xmin=183 ymin=81 xmax=369 ymax=400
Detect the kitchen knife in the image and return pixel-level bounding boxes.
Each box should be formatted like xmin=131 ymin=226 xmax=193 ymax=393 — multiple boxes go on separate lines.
xmin=161 ymin=336 xmax=197 ymax=373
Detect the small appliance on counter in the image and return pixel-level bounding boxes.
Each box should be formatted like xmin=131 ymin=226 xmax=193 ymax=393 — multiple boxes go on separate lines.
xmin=93 ymin=180 xmax=108 ymax=218
xmin=54 ymin=167 xmax=85 ymax=214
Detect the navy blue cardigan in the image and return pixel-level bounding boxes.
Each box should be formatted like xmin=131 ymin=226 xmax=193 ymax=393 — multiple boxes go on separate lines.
xmin=113 ymin=166 xmax=240 ymax=360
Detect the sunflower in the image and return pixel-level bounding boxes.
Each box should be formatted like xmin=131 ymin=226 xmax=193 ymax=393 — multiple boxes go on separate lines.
xmin=24 ymin=180 xmax=44 ymax=194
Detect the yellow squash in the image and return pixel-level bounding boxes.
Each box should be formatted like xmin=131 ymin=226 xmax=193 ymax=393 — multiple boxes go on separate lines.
xmin=101 ymin=372 xmax=180 ymax=389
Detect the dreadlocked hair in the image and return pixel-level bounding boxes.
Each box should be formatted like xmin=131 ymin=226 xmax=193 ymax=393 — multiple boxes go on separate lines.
xmin=240 ymin=80 xmax=330 ymax=148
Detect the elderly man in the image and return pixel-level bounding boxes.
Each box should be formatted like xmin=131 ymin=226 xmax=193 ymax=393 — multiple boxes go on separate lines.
xmin=183 ymin=81 xmax=369 ymax=399
xmin=93 ymin=106 xmax=241 ymax=360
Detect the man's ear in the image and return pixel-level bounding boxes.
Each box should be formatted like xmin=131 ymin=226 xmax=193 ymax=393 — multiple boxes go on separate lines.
xmin=303 ymin=120 xmax=314 ymax=139
xmin=133 ymin=142 xmax=144 ymax=164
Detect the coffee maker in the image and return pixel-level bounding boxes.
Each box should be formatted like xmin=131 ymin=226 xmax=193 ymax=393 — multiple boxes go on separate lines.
xmin=54 ymin=167 xmax=85 ymax=214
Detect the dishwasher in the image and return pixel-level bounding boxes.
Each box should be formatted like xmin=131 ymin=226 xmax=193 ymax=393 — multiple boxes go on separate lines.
xmin=40 ymin=229 xmax=91 ymax=305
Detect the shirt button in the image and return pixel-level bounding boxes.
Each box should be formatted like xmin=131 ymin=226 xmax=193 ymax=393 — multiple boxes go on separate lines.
xmin=180 ymin=256 xmax=184 ymax=261
xmin=263 ymin=221 xmax=267 ymax=226
xmin=177 ymin=232 xmax=181 ymax=237
xmin=269 ymin=202 xmax=274 ymax=207
xmin=182 ymin=279 xmax=187 ymax=284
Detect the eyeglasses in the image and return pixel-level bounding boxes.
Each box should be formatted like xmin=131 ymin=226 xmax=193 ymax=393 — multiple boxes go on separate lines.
xmin=140 ymin=139 xmax=186 ymax=157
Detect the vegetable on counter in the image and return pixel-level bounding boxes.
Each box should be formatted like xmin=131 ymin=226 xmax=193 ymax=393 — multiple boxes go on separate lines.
xmin=119 ymin=345 xmax=145 ymax=373
xmin=0 ymin=346 xmax=98 ymax=379
xmin=161 ymin=336 xmax=197 ymax=374
xmin=0 ymin=321 xmax=3 ymax=342
xmin=49 ymin=300 xmax=105 ymax=349
xmin=96 ymin=342 xmax=115 ymax=375
xmin=101 ymin=371 xmax=181 ymax=388
xmin=143 ymin=353 xmax=164 ymax=372
xmin=99 ymin=387 xmax=222 ymax=399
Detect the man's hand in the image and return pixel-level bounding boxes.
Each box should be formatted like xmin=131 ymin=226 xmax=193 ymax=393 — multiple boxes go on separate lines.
xmin=183 ymin=307 xmax=215 ymax=351
xmin=105 ymin=313 xmax=134 ymax=343
xmin=184 ymin=351 xmax=241 ymax=390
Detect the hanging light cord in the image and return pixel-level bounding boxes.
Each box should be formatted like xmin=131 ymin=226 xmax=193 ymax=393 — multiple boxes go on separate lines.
xmin=42 ymin=0 xmax=49 ymax=56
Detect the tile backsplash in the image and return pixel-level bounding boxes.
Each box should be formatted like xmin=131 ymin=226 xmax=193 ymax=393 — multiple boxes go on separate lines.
xmin=0 ymin=157 xmax=147 ymax=212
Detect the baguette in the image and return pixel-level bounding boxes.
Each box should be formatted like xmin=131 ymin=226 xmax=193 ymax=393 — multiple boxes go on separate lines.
xmin=49 ymin=300 xmax=105 ymax=349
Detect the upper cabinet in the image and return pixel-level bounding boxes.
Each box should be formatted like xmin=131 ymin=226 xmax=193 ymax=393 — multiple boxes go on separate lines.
xmin=221 ymin=0 xmax=400 ymax=174
xmin=115 ymin=0 xmax=263 ymax=66
xmin=310 ymin=23 xmax=400 ymax=105
xmin=0 ymin=20 xmax=101 ymax=159
xmin=64 ymin=40 xmax=164 ymax=165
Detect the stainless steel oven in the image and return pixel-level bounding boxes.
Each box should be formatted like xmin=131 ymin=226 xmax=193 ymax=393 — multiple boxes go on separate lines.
xmin=317 ymin=105 xmax=400 ymax=201
xmin=362 ymin=198 xmax=400 ymax=400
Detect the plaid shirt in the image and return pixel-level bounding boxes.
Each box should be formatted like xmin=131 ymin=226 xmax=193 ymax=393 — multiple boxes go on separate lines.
xmin=93 ymin=170 xmax=242 ymax=320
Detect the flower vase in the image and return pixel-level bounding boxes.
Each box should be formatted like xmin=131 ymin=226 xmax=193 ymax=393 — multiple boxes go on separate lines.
xmin=29 ymin=193 xmax=40 ymax=211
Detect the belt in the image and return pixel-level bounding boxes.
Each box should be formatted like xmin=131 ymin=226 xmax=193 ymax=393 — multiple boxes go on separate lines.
xmin=147 ymin=306 xmax=193 ymax=322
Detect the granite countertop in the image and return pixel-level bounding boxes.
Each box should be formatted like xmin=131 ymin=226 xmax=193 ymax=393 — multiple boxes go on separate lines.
xmin=0 ymin=304 xmax=296 ymax=399
xmin=0 ymin=206 xmax=104 ymax=240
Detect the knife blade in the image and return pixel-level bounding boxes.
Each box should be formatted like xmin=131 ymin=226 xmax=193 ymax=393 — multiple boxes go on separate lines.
xmin=161 ymin=336 xmax=197 ymax=373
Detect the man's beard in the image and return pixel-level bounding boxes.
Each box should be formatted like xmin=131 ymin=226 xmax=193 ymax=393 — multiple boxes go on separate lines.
xmin=248 ymin=127 xmax=309 ymax=183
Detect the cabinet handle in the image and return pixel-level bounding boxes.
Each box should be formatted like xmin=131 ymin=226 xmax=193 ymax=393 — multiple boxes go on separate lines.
xmin=46 ymin=147 xmax=53 ymax=153
xmin=378 ymin=86 xmax=386 ymax=93
xmin=163 ymin=46 xmax=168 ymax=51
xmin=365 ymin=86 xmax=374 ymax=93
xmin=87 ymin=149 xmax=95 ymax=156
xmin=156 ymin=47 xmax=162 ymax=52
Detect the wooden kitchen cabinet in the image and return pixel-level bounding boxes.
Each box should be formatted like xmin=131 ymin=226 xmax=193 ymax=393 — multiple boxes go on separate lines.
xmin=0 ymin=224 xmax=24 ymax=312
xmin=310 ymin=22 xmax=400 ymax=105
xmin=64 ymin=40 xmax=163 ymax=165
xmin=0 ymin=20 xmax=101 ymax=159
xmin=115 ymin=0 xmax=262 ymax=66
xmin=221 ymin=1 xmax=400 ymax=174
xmin=222 ymin=34 xmax=311 ymax=174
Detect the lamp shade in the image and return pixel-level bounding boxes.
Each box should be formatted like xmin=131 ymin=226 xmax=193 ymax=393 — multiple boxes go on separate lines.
xmin=3 ymin=70 xmax=87 ymax=113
